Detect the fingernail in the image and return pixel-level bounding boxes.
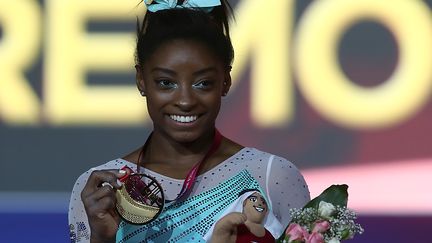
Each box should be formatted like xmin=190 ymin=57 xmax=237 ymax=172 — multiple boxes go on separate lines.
xmin=101 ymin=182 xmax=114 ymax=189
xmin=117 ymin=179 xmax=123 ymax=187
xmin=119 ymin=169 xmax=126 ymax=175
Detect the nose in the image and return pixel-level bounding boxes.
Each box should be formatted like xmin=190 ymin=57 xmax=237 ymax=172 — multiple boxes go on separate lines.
xmin=175 ymin=86 xmax=197 ymax=111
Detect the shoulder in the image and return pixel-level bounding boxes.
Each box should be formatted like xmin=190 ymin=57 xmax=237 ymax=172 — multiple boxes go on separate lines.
xmin=237 ymin=148 xmax=304 ymax=179
xmin=240 ymin=148 xmax=310 ymax=225
xmin=262 ymin=151 xmax=310 ymax=202
xmin=231 ymin=147 xmax=309 ymax=196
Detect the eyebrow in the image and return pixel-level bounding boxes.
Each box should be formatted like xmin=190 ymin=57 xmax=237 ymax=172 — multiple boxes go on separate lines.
xmin=151 ymin=67 xmax=176 ymax=75
xmin=193 ymin=67 xmax=218 ymax=76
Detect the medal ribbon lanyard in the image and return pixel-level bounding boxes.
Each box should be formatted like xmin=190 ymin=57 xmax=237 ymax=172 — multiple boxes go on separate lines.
xmin=119 ymin=129 xmax=223 ymax=203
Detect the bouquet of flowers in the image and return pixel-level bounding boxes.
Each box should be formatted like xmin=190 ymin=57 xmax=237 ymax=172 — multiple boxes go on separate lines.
xmin=277 ymin=185 xmax=363 ymax=243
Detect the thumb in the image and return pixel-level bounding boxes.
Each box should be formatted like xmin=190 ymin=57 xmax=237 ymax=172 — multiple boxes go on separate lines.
xmin=234 ymin=213 xmax=247 ymax=225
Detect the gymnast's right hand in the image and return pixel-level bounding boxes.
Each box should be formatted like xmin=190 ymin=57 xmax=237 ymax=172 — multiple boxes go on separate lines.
xmin=81 ymin=169 xmax=127 ymax=243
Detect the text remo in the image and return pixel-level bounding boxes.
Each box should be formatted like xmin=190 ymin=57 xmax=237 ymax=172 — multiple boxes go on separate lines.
xmin=0 ymin=0 xmax=431 ymax=129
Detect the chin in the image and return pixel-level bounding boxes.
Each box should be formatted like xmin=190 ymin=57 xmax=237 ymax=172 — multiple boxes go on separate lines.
xmin=168 ymin=130 xmax=203 ymax=144
xmin=154 ymin=120 xmax=215 ymax=144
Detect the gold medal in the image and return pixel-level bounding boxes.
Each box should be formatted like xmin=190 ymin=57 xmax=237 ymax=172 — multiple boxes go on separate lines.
xmin=116 ymin=172 xmax=164 ymax=225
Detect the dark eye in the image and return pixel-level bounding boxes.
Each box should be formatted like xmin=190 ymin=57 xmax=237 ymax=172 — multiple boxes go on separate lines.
xmin=157 ymin=79 xmax=177 ymax=89
xmin=192 ymin=80 xmax=213 ymax=90
xmin=248 ymin=196 xmax=257 ymax=203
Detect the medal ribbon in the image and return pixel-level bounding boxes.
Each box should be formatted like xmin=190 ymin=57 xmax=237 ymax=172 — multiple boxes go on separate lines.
xmin=119 ymin=129 xmax=223 ymax=202
xmin=176 ymin=129 xmax=222 ymax=200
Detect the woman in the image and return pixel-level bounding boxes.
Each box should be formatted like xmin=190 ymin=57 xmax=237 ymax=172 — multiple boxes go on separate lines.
xmin=68 ymin=1 xmax=310 ymax=242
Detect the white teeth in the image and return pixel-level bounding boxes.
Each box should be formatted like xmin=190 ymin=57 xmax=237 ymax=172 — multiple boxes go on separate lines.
xmin=170 ymin=115 xmax=198 ymax=123
xmin=254 ymin=206 xmax=264 ymax=212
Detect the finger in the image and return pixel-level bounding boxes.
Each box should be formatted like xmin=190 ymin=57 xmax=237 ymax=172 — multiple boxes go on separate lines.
xmin=238 ymin=213 xmax=247 ymax=223
xmin=83 ymin=181 xmax=118 ymax=203
xmin=230 ymin=213 xmax=247 ymax=225
xmin=99 ymin=179 xmax=123 ymax=192
xmin=108 ymin=207 xmax=121 ymax=226
xmin=86 ymin=196 xmax=118 ymax=219
xmin=91 ymin=169 xmax=126 ymax=188
xmin=82 ymin=170 xmax=126 ymax=197
xmin=101 ymin=182 xmax=114 ymax=189
xmin=83 ymin=186 xmax=117 ymax=214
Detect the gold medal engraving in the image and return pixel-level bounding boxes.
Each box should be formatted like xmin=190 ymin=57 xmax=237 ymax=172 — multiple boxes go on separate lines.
xmin=115 ymin=174 xmax=164 ymax=225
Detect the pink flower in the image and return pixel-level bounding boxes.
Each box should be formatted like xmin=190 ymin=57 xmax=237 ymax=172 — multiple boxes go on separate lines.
xmin=306 ymin=232 xmax=324 ymax=243
xmin=286 ymin=223 xmax=308 ymax=242
xmin=312 ymin=220 xmax=330 ymax=233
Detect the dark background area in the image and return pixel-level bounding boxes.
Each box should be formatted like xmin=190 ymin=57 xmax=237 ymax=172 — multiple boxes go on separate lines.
xmin=1 ymin=1 xmax=431 ymax=242
xmin=2 ymin=0 xmax=430 ymax=192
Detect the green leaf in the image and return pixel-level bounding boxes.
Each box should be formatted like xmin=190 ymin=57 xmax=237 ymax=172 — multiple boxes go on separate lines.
xmin=341 ymin=228 xmax=351 ymax=240
xmin=304 ymin=184 xmax=348 ymax=209
xmin=276 ymin=184 xmax=349 ymax=242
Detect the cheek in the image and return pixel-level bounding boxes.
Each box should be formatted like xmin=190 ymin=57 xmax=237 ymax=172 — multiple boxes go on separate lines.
xmin=244 ymin=206 xmax=253 ymax=215
xmin=145 ymin=95 xmax=169 ymax=118
xmin=146 ymin=92 xmax=172 ymax=106
xmin=205 ymin=95 xmax=222 ymax=110
xmin=243 ymin=201 xmax=252 ymax=210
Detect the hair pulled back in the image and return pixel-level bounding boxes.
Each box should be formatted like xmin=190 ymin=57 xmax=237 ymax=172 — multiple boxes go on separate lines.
xmin=136 ymin=0 xmax=234 ymax=68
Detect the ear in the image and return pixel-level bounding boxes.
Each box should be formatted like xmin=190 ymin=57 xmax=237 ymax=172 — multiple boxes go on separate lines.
xmin=135 ymin=65 xmax=146 ymax=96
xmin=222 ymin=66 xmax=232 ymax=97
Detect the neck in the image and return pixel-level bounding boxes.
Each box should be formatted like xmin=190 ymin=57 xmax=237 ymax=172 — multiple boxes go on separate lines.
xmin=144 ymin=128 xmax=217 ymax=168
xmin=244 ymin=220 xmax=266 ymax=237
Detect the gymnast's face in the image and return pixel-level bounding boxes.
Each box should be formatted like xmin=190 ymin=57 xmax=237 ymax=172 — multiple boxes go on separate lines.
xmin=243 ymin=192 xmax=268 ymax=224
xmin=137 ymin=39 xmax=231 ymax=143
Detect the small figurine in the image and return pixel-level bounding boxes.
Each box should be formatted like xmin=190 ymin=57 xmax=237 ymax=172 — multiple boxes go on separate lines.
xmin=211 ymin=190 xmax=276 ymax=243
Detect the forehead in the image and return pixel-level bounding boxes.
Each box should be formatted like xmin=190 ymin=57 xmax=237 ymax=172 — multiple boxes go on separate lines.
xmin=144 ymin=39 xmax=223 ymax=69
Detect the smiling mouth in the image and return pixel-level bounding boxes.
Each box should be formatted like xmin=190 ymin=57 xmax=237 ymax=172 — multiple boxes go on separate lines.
xmin=169 ymin=115 xmax=198 ymax=123
xmin=253 ymin=206 xmax=265 ymax=213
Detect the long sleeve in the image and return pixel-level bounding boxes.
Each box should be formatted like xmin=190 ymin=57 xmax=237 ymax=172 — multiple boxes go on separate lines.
xmin=265 ymin=155 xmax=310 ymax=227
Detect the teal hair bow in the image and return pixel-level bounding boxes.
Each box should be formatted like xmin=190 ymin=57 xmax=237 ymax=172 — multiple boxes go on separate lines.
xmin=145 ymin=0 xmax=221 ymax=13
